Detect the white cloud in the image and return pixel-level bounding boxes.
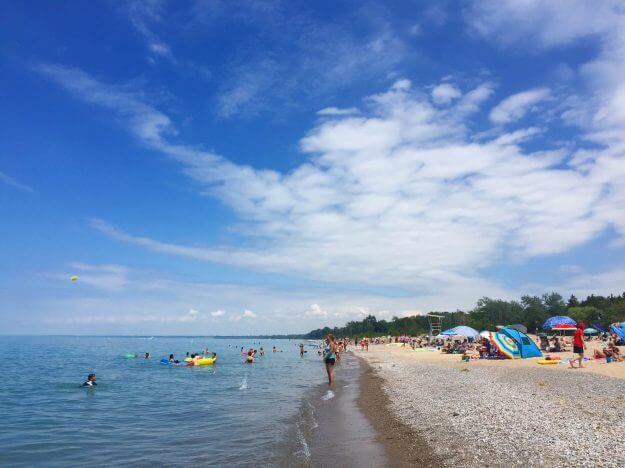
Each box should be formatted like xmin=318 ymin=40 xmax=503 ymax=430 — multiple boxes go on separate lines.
xmin=242 ymin=309 xmax=257 ymax=319
xmin=0 ymin=171 xmax=33 ymax=192
xmin=305 ymin=304 xmax=328 ymax=317
xmin=188 ymin=308 xmax=199 ymax=316
xmin=316 ymin=107 xmax=359 ymax=116
xmin=489 ymin=88 xmax=551 ymax=124
xmin=431 ymin=83 xmax=461 ymax=105
xmin=467 ymin=0 xmax=625 ymax=243
xmin=35 ymin=62 xmax=625 ymax=314
xmin=211 ymin=310 xmax=225 ymax=317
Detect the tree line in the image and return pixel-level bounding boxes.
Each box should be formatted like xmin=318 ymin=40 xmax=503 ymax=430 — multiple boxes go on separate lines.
xmin=303 ymin=292 xmax=625 ymax=339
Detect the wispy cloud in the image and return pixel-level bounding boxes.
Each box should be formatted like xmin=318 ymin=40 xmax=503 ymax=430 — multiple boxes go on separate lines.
xmin=316 ymin=107 xmax=359 ymax=116
xmin=0 ymin=171 xmax=33 ymax=192
xmin=208 ymin=3 xmax=408 ymax=118
xmin=489 ymin=87 xmax=551 ymax=124
xmin=126 ymin=0 xmax=175 ymax=62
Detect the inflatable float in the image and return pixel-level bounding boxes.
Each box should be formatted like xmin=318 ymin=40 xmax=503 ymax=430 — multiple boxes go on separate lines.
xmin=197 ymin=357 xmax=216 ymax=365
xmin=536 ymin=359 xmax=559 ymax=365
xmin=160 ymin=357 xmax=216 ymax=366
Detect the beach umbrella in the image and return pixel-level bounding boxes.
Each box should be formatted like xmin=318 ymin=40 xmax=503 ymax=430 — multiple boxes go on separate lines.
xmin=543 ymin=316 xmax=576 ymax=329
xmin=551 ymin=324 xmax=577 ymax=330
xmin=439 ymin=329 xmax=457 ymax=336
xmin=584 ymin=328 xmax=598 ymax=334
xmin=507 ymin=323 xmax=528 ymax=334
xmin=490 ymin=332 xmax=520 ymax=359
xmin=479 ymin=330 xmax=491 ymax=339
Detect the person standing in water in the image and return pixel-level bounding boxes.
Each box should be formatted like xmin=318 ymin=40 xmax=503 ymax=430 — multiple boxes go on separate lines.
xmin=299 ymin=343 xmax=305 ymax=357
xmin=323 ymin=334 xmax=337 ymax=385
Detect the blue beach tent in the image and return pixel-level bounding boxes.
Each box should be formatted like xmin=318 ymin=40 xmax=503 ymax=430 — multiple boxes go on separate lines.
xmin=611 ymin=324 xmax=625 ymax=343
xmin=451 ymin=326 xmax=480 ymax=339
xmin=592 ymin=323 xmax=606 ymax=333
xmin=501 ymin=327 xmax=542 ymax=359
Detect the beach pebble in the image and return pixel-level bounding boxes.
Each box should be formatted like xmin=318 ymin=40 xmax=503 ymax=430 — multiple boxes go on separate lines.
xmin=361 ymin=350 xmax=625 ymax=467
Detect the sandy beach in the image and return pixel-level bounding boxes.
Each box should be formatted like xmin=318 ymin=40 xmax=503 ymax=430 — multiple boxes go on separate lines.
xmin=357 ymin=344 xmax=625 ymax=467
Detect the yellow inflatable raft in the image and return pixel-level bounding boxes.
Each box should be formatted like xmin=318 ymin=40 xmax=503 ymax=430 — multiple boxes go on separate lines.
xmin=537 ymin=359 xmax=559 ymax=365
xmin=197 ymin=357 xmax=216 ymax=365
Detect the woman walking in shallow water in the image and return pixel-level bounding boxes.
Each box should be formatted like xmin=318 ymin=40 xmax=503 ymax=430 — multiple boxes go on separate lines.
xmin=324 ymin=334 xmax=337 ymax=385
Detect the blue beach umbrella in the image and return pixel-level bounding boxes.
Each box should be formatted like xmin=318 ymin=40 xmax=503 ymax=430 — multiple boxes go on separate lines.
xmin=584 ymin=328 xmax=598 ymax=334
xmin=543 ymin=316 xmax=576 ymax=329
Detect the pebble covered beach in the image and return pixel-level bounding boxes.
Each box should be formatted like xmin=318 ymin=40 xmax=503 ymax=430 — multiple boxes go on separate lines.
xmin=359 ymin=346 xmax=625 ymax=467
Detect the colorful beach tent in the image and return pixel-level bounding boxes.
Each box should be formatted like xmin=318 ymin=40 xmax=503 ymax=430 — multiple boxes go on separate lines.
xmin=501 ymin=327 xmax=542 ymax=358
xmin=490 ymin=332 xmax=520 ymax=359
xmin=451 ymin=326 xmax=480 ymax=339
xmin=543 ymin=316 xmax=576 ymax=329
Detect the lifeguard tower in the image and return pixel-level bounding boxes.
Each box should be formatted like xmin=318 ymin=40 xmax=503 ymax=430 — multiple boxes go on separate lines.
xmin=427 ymin=313 xmax=443 ymax=337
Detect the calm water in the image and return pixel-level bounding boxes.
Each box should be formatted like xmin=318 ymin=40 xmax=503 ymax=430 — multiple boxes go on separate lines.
xmin=0 ymin=336 xmax=330 ymax=467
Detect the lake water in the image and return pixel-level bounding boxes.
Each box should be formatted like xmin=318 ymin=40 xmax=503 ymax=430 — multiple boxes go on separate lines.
xmin=0 ymin=336 xmax=344 ymax=467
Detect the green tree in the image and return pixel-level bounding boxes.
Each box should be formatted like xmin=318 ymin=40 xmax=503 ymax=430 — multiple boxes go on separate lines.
xmin=543 ymin=292 xmax=566 ymax=316
xmin=567 ymin=294 xmax=580 ymax=307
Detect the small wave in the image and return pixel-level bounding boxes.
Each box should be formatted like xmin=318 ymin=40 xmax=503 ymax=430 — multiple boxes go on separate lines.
xmin=295 ymin=423 xmax=311 ymax=461
xmin=239 ymin=375 xmax=248 ymax=390
xmin=306 ymin=400 xmax=318 ymax=429
xmin=321 ymin=390 xmax=335 ymax=401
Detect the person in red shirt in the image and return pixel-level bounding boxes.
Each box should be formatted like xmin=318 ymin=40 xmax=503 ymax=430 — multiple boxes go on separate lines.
xmin=570 ymin=323 xmax=586 ymax=368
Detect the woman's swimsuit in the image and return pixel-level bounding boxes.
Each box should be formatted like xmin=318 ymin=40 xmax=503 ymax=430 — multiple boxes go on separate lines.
xmin=324 ymin=344 xmax=336 ymax=365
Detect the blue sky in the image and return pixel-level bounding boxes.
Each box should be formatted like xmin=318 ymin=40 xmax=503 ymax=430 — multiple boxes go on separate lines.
xmin=2 ymin=1 xmax=625 ymax=334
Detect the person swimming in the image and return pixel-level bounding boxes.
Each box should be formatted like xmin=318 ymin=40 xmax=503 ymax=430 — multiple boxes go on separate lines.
xmin=246 ymin=349 xmax=255 ymax=363
xmin=82 ymin=373 xmax=97 ymax=387
xmin=259 ymin=347 xmax=265 ymax=356
xmin=145 ymin=352 xmax=151 ymax=359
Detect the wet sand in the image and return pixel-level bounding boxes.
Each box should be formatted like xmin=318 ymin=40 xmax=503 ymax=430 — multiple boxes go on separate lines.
xmin=308 ymin=353 xmax=389 ymax=467
xmin=357 ymin=354 xmax=442 ymax=468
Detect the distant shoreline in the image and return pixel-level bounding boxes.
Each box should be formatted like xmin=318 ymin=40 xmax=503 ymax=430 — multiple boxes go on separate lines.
xmin=0 ymin=334 xmax=307 ymax=339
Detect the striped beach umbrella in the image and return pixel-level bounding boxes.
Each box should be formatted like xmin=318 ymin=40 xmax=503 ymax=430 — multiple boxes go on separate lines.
xmin=490 ymin=332 xmax=520 ymax=359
